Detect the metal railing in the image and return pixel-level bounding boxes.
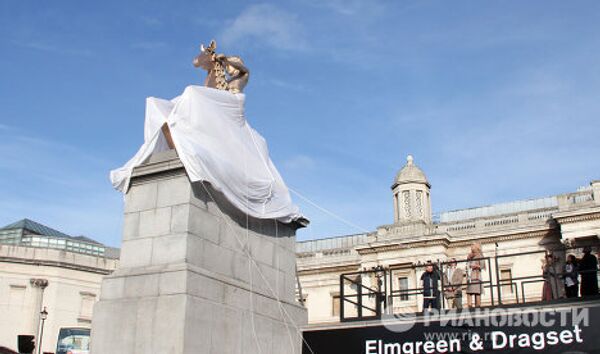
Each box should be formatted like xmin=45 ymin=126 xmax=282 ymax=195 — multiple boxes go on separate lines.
xmin=340 ymin=268 xmax=387 ymax=321
xmin=339 ymin=246 xmax=600 ymax=322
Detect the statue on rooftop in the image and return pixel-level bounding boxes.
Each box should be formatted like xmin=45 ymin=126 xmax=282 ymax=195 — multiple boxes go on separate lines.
xmin=193 ymin=40 xmax=249 ymax=94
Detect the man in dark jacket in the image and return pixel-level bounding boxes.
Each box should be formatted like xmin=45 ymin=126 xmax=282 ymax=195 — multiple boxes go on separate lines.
xmin=421 ymin=262 xmax=440 ymax=311
xmin=579 ymin=247 xmax=599 ymax=297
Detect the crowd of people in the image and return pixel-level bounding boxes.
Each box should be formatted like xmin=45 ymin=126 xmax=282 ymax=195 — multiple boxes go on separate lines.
xmin=541 ymin=246 xmax=599 ymax=300
xmin=420 ymin=243 xmax=486 ymax=311
xmin=419 ymin=243 xmax=599 ymax=312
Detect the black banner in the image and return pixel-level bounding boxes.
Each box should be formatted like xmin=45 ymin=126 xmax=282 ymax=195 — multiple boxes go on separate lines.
xmin=303 ymin=303 xmax=600 ymax=354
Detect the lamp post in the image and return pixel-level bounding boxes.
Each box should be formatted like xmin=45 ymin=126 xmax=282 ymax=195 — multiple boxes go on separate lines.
xmin=37 ymin=307 xmax=48 ymax=354
xmin=30 ymin=278 xmax=48 ymax=353
xmin=372 ymin=265 xmax=386 ymax=316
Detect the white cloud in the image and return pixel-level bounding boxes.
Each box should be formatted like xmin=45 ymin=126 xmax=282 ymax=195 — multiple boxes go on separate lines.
xmin=221 ymin=4 xmax=308 ymax=51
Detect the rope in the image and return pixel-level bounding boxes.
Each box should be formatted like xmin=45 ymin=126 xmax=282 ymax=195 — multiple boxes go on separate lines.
xmin=241 ymin=121 xmax=315 ymax=353
xmin=192 ymin=135 xmax=315 ymax=353
xmin=276 ymin=220 xmax=300 ymax=352
xmin=243 ymin=108 xmax=368 ymax=236
xmin=244 ymin=120 xmax=275 ymax=216
xmin=288 ymin=187 xmax=371 ymax=234
xmin=189 ymin=110 xmax=322 ymax=353
xmin=245 ymin=152 xmax=264 ymax=354
xmin=195 ymin=180 xmax=316 ymax=354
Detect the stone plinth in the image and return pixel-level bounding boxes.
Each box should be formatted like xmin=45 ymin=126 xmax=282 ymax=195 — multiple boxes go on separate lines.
xmin=90 ymin=150 xmax=307 ymax=354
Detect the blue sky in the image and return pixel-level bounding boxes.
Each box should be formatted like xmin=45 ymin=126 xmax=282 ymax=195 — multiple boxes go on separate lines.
xmin=1 ymin=1 xmax=600 ymax=247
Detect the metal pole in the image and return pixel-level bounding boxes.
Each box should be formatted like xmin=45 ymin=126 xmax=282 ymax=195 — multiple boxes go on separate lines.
xmin=383 ymin=269 xmax=388 ymax=315
xmin=388 ymin=268 xmax=394 ymax=315
xmin=36 ymin=292 xmax=44 ymax=353
xmin=495 ymin=242 xmax=502 ymax=305
xmin=30 ymin=279 xmax=48 ymax=354
xmin=37 ymin=307 xmax=47 ymax=354
xmin=357 ymin=275 xmax=363 ymax=319
xmin=339 ymin=274 xmax=345 ymax=321
xmin=438 ymin=260 xmax=445 ymax=310
xmin=376 ymin=271 xmax=381 ymax=318
xmin=37 ymin=318 xmax=45 ymax=354
xmin=488 ymin=257 xmax=495 ymax=306
xmin=415 ymin=266 xmax=420 ymax=312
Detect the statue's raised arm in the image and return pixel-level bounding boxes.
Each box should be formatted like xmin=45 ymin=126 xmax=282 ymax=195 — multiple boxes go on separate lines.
xmin=193 ymin=40 xmax=249 ymax=94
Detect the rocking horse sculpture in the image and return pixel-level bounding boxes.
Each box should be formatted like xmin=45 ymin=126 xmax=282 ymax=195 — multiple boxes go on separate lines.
xmin=193 ymin=40 xmax=249 ymax=94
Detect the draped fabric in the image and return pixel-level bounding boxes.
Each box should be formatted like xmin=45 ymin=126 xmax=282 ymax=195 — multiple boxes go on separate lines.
xmin=110 ymin=85 xmax=303 ymax=223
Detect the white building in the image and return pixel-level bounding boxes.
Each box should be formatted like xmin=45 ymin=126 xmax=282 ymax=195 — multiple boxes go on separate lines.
xmin=0 ymin=219 xmax=118 ymax=353
xmin=2 ymin=156 xmax=599 ymax=349
xmin=296 ymin=156 xmax=600 ymax=324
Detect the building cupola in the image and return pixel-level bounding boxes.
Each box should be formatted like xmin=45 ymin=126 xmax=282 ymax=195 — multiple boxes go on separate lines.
xmin=392 ymin=155 xmax=432 ymax=224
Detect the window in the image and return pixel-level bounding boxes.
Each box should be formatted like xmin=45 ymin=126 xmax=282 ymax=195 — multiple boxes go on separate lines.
xmin=500 ymin=269 xmax=513 ymax=294
xmin=331 ymin=294 xmax=340 ymax=317
xmin=79 ymin=292 xmax=96 ymax=320
xmin=398 ymin=277 xmax=409 ymax=301
xmin=0 ymin=230 xmax=20 ymax=244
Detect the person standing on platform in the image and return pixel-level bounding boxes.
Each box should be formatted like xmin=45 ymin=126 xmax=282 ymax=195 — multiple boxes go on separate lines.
xmin=466 ymin=243 xmax=485 ymax=308
xmin=542 ymin=254 xmax=561 ymax=300
xmin=443 ymin=258 xmax=464 ymax=310
xmin=421 ymin=262 xmax=440 ymax=312
xmin=579 ymin=247 xmax=599 ymax=297
xmin=564 ymin=254 xmax=579 ymax=298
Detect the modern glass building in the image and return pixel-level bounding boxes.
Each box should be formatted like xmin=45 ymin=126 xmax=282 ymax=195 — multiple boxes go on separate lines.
xmin=0 ymin=219 xmax=115 ymax=257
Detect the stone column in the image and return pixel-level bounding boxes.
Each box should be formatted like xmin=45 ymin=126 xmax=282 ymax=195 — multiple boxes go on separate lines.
xmin=90 ymin=150 xmax=307 ymax=354
xmin=29 ymin=278 xmax=48 ymax=342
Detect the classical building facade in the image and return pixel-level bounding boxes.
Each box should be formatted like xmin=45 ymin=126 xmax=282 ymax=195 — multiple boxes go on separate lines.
xmin=296 ymin=156 xmax=600 ymax=324
xmin=0 ymin=219 xmax=118 ymax=353
xmin=2 ymin=156 xmax=599 ymax=346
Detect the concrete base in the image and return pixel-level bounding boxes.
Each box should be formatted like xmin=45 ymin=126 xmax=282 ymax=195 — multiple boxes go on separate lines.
xmin=91 ymin=150 xmax=307 ymax=354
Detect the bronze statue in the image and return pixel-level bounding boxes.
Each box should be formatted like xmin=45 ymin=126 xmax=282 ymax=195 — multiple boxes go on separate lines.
xmin=193 ymin=40 xmax=249 ymax=94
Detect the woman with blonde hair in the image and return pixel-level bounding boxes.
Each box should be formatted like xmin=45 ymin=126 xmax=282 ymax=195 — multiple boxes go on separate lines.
xmin=542 ymin=253 xmax=561 ymax=300
xmin=466 ymin=242 xmax=485 ymax=308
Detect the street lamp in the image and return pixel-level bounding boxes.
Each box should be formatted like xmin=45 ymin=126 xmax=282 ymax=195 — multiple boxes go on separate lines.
xmin=371 ymin=265 xmax=386 ymax=315
xmin=37 ymin=307 xmax=48 ymax=354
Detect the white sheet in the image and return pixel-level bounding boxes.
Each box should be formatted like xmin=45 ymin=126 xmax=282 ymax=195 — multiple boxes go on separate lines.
xmin=110 ymin=85 xmax=304 ymax=223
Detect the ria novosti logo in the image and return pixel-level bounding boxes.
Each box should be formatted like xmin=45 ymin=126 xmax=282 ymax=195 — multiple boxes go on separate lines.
xmin=380 ymin=306 xmax=590 ymax=333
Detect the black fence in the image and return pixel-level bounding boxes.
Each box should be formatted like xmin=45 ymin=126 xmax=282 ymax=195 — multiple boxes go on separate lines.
xmin=339 ymin=247 xmax=599 ymax=322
